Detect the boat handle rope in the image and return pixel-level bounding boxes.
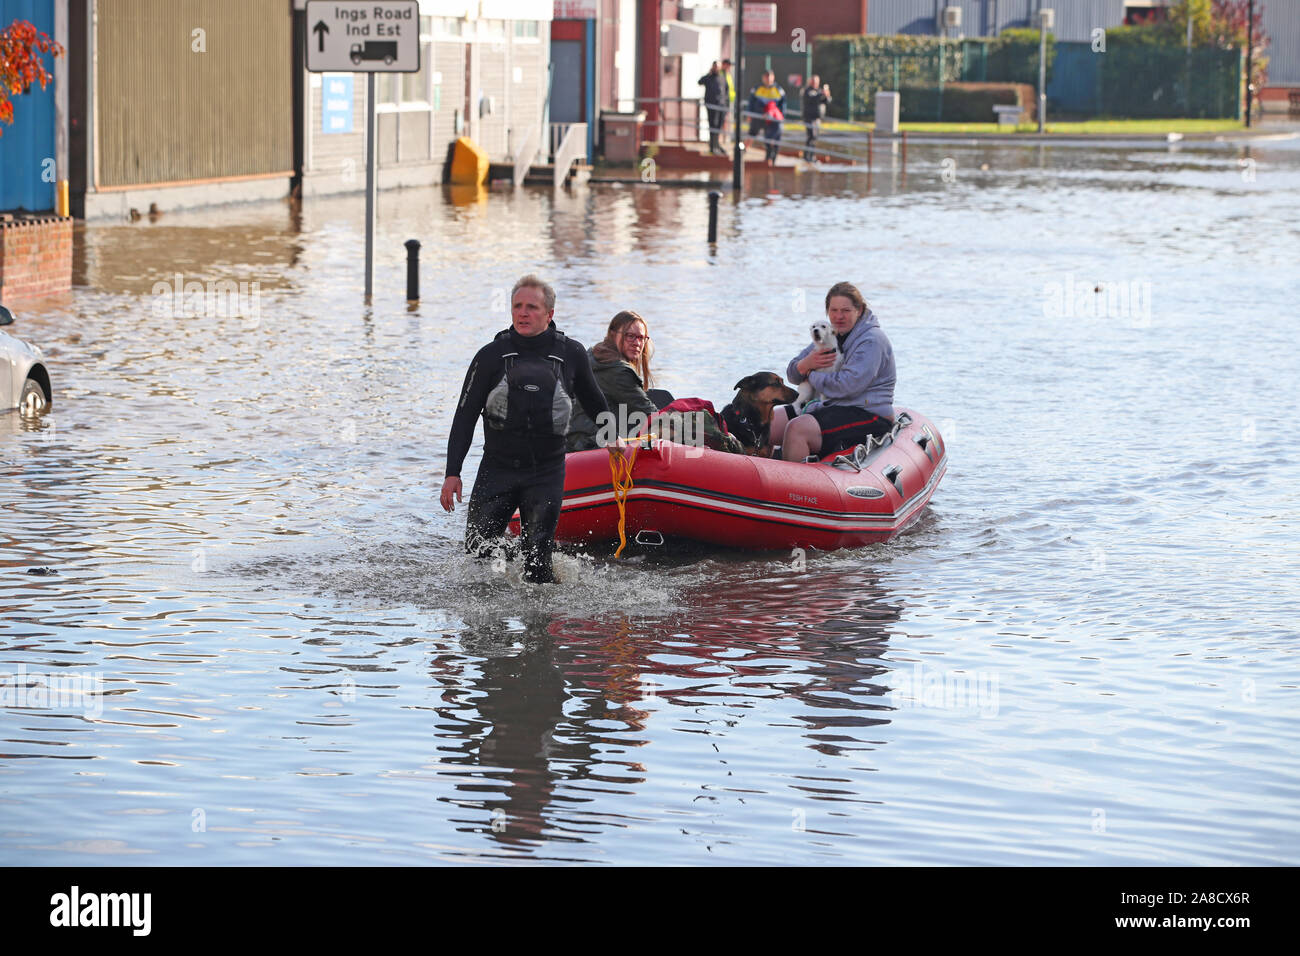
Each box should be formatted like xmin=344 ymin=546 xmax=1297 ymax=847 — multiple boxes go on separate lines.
xmin=608 ymin=441 xmax=640 ymax=558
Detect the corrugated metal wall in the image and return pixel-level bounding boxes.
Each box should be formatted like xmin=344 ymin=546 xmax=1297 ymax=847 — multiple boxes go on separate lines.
xmin=479 ymin=43 xmax=509 ymax=156
xmin=865 ymin=0 xmax=1127 ymax=43
xmin=1261 ymin=1 xmax=1299 ymax=85
xmin=96 ymin=0 xmax=291 ymax=187
xmin=511 ymin=26 xmax=547 ymax=149
xmin=432 ymin=40 xmax=467 ymax=155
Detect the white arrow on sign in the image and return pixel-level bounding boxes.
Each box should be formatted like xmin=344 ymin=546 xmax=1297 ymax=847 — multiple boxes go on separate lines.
xmin=305 ymin=0 xmax=421 ymax=73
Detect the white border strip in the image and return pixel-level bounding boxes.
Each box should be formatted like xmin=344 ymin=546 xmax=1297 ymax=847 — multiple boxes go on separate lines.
xmin=562 ymin=455 xmax=947 ymax=532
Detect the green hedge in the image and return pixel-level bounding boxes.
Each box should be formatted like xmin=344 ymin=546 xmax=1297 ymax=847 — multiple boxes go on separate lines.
xmin=1101 ymin=25 xmax=1181 ymax=47
xmin=1097 ymin=45 xmax=1241 ymax=118
xmin=985 ymin=28 xmax=1056 ymax=86
xmin=811 ymin=30 xmax=1236 ymax=121
xmin=813 ymin=33 xmax=1054 ymax=121
xmin=901 ymin=84 xmax=1031 ymax=123
xmin=813 ymin=34 xmax=966 ymax=121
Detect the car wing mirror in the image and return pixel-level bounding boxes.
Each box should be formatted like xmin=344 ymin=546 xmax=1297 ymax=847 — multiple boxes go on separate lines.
xmin=0 ymin=305 xmax=13 ymax=326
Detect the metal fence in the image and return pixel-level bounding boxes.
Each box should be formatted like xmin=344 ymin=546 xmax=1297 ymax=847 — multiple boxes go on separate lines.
xmin=812 ymin=36 xmax=1244 ymax=122
xmin=633 ymin=97 xmax=707 ymax=144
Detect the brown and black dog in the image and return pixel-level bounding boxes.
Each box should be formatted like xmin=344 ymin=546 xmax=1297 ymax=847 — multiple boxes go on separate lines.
xmin=721 ymin=372 xmax=798 ymax=457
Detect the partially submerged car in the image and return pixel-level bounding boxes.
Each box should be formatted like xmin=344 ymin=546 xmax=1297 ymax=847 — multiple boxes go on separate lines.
xmin=0 ymin=305 xmax=52 ymax=416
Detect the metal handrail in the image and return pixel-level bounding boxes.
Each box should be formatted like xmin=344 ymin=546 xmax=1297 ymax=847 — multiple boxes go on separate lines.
xmin=553 ymin=122 xmax=587 ymax=188
xmin=737 ymin=108 xmax=879 ymax=166
xmin=513 ymin=124 xmax=540 ymax=189
xmin=549 ymin=122 xmax=576 ymax=160
xmin=629 ymin=98 xmax=871 ymax=162
xmin=632 ymin=97 xmax=706 ymax=144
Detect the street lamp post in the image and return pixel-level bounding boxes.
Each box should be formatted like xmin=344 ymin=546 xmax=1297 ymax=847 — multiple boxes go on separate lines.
xmin=1037 ymin=8 xmax=1053 ymax=134
xmin=1246 ymin=0 xmax=1254 ymax=127
xmin=733 ymin=0 xmax=745 ymax=191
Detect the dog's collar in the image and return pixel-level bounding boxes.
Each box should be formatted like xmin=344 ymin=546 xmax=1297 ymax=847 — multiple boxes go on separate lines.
xmin=732 ymin=406 xmax=769 ymax=443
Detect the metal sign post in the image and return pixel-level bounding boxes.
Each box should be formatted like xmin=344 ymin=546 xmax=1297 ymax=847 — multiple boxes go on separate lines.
xmin=305 ymin=0 xmax=420 ymax=302
xmin=733 ymin=0 xmax=745 ymax=192
xmin=365 ymin=72 xmax=376 ymax=301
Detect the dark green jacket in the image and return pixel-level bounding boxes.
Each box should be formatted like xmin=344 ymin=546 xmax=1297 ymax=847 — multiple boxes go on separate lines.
xmin=566 ymin=342 xmax=659 ymax=452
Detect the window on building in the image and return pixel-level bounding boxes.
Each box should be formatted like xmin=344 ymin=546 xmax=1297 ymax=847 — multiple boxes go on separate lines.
xmin=1124 ymin=3 xmax=1169 ymax=26
xmin=514 ymin=21 xmax=539 ymax=39
xmin=402 ymin=18 xmax=432 ymax=104
xmin=402 ymin=59 xmax=429 ymax=103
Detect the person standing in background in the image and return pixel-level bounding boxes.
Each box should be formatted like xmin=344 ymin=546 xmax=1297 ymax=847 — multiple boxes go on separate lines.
xmin=747 ymin=71 xmax=785 ymax=166
xmin=720 ymin=59 xmax=736 ymax=146
xmin=698 ymin=61 xmax=728 ymax=156
xmin=802 ymin=75 xmax=831 ymax=162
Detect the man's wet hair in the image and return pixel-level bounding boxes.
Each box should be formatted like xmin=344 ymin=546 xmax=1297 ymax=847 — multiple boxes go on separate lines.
xmin=512 ymin=274 xmax=556 ymax=312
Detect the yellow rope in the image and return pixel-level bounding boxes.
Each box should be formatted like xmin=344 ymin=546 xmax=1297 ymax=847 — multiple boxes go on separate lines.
xmin=608 ymin=441 xmax=640 ymax=558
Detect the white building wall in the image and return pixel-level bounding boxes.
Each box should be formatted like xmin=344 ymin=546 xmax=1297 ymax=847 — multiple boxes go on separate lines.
xmin=302 ymin=3 xmax=551 ymax=195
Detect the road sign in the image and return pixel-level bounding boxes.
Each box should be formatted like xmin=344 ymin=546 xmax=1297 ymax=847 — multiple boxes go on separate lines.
xmin=305 ymin=1 xmax=421 ymax=73
xmin=743 ymin=2 xmax=778 ymax=34
xmin=322 ymin=75 xmax=353 ymax=133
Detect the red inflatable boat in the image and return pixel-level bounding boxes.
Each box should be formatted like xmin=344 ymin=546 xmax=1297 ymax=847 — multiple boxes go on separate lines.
xmin=514 ymin=409 xmax=946 ymax=551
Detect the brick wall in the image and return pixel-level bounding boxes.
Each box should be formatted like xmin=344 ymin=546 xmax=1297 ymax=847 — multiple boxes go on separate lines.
xmin=0 ymin=216 xmax=74 ymax=303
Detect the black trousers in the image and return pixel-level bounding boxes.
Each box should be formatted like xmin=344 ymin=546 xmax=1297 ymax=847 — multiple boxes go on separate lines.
xmin=764 ymin=122 xmax=781 ymax=161
xmin=465 ymin=455 xmax=566 ymax=583
xmin=804 ymin=118 xmax=820 ymax=160
xmin=706 ymin=102 xmax=725 ymax=132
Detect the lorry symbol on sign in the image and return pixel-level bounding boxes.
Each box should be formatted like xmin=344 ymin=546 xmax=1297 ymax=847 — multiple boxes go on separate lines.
xmin=351 ymin=41 xmax=397 ymax=65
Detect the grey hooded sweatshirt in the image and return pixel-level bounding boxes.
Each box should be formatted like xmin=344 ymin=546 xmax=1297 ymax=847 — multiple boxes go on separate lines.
xmin=786 ymin=309 xmax=895 ymax=420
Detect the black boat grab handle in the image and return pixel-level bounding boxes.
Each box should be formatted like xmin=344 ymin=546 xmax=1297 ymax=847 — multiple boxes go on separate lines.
xmin=914 ymin=432 xmax=934 ymax=462
xmin=881 ymin=465 xmax=905 ymax=495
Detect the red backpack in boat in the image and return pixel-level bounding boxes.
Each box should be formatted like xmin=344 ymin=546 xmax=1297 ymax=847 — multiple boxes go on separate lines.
xmin=648 ymin=398 xmax=743 ymax=453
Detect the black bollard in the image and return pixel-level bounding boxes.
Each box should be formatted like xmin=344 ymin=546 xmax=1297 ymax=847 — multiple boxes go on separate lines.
xmin=707 ymin=190 xmax=720 ymax=244
xmin=404 ymin=239 xmax=421 ymax=303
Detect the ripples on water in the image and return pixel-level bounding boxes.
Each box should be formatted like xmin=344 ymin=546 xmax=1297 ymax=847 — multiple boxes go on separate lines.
xmin=2 ymin=134 xmax=1298 ymax=864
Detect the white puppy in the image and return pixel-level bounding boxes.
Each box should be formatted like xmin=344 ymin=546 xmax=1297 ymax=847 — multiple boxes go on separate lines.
xmin=792 ymin=320 xmax=842 ymax=414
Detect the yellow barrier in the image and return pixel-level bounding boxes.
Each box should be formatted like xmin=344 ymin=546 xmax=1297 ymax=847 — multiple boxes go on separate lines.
xmin=449 ymin=137 xmax=489 ymax=186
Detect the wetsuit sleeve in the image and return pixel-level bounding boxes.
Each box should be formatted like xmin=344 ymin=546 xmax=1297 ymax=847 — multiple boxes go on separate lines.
xmin=445 ymin=345 xmax=497 ymax=478
xmin=571 ymin=341 xmax=609 ymax=423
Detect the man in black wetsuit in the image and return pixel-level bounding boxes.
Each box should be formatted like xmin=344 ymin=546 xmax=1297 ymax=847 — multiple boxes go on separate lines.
xmin=439 ymin=275 xmax=608 ymax=584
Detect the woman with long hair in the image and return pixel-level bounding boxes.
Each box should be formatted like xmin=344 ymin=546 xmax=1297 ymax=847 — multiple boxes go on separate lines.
xmin=566 ymin=310 xmax=660 ymax=451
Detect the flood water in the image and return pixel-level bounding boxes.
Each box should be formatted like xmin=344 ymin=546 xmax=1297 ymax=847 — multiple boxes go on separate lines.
xmin=3 ymin=133 xmax=1299 ymax=865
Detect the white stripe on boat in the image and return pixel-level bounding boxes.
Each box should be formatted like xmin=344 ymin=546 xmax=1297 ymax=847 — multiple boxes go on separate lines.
xmin=561 ymin=455 xmax=946 ymax=531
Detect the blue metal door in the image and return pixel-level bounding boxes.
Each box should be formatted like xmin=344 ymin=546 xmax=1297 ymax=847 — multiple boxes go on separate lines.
xmin=551 ymin=40 xmax=583 ymax=125
xmin=0 ymin=0 xmax=57 ymax=212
